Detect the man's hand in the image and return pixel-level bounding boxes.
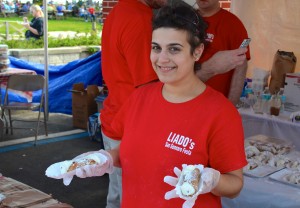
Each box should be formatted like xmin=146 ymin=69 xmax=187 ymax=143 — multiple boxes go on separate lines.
xmin=197 ymin=48 xmax=248 ymax=82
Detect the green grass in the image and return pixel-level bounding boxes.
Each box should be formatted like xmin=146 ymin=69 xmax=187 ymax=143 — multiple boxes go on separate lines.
xmin=0 ymin=16 xmax=102 ymax=34
xmin=0 ymin=16 xmax=102 ymax=48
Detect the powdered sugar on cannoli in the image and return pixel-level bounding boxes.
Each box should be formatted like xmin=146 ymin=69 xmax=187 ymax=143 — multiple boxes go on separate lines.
xmin=176 ymin=164 xmax=204 ymax=199
xmin=180 ymin=165 xmax=201 ymax=196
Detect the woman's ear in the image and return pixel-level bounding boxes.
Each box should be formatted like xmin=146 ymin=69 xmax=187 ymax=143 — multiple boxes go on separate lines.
xmin=193 ymin=44 xmax=204 ymax=61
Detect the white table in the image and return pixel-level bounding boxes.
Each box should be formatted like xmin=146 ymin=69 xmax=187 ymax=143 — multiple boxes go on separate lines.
xmin=222 ymin=108 xmax=300 ymax=208
xmin=239 ymin=108 xmax=300 ymax=150
xmin=222 ymin=176 xmax=300 ymax=208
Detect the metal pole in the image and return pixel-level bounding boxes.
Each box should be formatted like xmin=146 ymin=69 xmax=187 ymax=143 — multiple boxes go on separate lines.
xmin=92 ymin=21 xmax=96 ymax=31
xmin=43 ymin=0 xmax=49 ymax=120
xmin=5 ymin=22 xmax=9 ymax=40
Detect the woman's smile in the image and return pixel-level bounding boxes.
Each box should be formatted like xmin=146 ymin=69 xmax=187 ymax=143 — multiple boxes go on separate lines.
xmin=157 ymin=65 xmax=176 ymax=73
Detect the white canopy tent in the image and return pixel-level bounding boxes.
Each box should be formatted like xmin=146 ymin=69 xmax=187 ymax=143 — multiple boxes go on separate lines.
xmin=231 ymin=0 xmax=300 ymax=77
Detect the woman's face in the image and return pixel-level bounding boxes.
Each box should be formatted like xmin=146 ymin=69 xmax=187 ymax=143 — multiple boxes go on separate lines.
xmin=151 ymin=28 xmax=203 ymax=86
xmin=31 ymin=8 xmax=37 ymax=16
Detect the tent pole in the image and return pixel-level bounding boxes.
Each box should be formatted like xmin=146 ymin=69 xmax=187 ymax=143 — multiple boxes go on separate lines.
xmin=43 ymin=0 xmax=49 ymax=120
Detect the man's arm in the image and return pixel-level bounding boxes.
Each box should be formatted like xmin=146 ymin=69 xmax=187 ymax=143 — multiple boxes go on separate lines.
xmin=196 ymin=48 xmax=248 ymax=82
xmin=228 ymin=60 xmax=248 ymax=105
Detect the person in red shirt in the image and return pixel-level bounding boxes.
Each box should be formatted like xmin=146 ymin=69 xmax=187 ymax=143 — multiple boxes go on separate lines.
xmin=196 ymin=0 xmax=251 ymax=105
xmin=87 ymin=6 xmax=95 ymax=22
xmin=73 ymin=2 xmax=245 ymax=207
xmin=100 ymin=0 xmax=247 ymax=207
xmin=107 ymin=3 xmax=247 ymax=207
xmin=100 ymin=0 xmax=248 ymax=207
xmin=62 ymin=2 xmax=247 ymax=207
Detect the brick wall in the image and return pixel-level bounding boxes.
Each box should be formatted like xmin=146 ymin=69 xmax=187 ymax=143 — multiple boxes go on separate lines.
xmin=219 ymin=0 xmax=231 ymax=10
xmin=102 ymin=0 xmax=231 ymax=20
xmin=102 ymin=0 xmax=117 ymax=20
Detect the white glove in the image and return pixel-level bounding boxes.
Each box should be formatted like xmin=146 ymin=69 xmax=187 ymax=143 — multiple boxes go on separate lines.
xmin=46 ymin=150 xmax=114 ymax=186
xmin=164 ymin=164 xmax=220 ymax=208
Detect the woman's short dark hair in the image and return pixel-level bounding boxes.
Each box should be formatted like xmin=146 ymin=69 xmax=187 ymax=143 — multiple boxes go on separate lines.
xmin=152 ymin=1 xmax=208 ymax=56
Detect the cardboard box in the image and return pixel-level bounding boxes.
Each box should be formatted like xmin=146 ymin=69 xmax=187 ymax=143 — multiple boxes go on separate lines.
xmin=284 ymin=73 xmax=300 ymax=112
xmin=71 ymin=83 xmax=100 ymax=129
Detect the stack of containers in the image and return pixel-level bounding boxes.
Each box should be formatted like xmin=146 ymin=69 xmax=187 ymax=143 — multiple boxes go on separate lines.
xmin=0 ymin=44 xmax=10 ymax=72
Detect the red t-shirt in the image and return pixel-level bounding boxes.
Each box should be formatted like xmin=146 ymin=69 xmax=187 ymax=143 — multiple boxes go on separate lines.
xmin=88 ymin=7 xmax=95 ymax=14
xmin=198 ymin=9 xmax=251 ymax=97
xmin=112 ymin=82 xmax=247 ymax=208
xmin=100 ymin=0 xmax=158 ymax=139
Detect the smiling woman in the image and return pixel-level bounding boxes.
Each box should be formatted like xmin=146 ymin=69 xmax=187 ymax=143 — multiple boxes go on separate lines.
xmin=42 ymin=2 xmax=247 ymax=208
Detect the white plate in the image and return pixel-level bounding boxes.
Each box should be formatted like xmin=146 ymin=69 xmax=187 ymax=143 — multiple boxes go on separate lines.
xmin=269 ymin=169 xmax=300 ymax=188
xmin=244 ymin=165 xmax=284 ymax=178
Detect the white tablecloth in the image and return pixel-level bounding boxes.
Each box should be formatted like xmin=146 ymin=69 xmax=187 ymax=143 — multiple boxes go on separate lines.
xmin=239 ymin=108 xmax=300 ymax=150
xmin=222 ymin=108 xmax=300 ymax=208
xmin=222 ymin=176 xmax=300 ymax=208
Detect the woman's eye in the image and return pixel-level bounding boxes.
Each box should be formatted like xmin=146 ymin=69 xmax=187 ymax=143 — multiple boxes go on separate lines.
xmin=169 ymin=47 xmax=181 ymax=53
xmin=151 ymin=45 xmax=161 ymax=52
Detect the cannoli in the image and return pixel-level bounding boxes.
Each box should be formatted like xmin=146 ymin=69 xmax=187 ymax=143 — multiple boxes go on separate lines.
xmin=245 ymin=146 xmax=260 ymax=158
xmin=66 ymin=154 xmax=101 ymax=172
xmin=67 ymin=159 xmax=97 ymax=172
xmin=244 ymin=160 xmax=259 ymax=171
xmin=179 ymin=165 xmax=201 ymax=197
xmin=283 ymin=172 xmax=300 ymax=185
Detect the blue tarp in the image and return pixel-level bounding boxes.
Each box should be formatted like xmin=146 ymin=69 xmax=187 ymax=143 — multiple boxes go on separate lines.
xmin=3 ymin=51 xmax=102 ymax=115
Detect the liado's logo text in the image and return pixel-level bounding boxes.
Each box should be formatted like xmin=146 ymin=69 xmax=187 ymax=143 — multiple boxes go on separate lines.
xmin=165 ymin=132 xmax=195 ymax=155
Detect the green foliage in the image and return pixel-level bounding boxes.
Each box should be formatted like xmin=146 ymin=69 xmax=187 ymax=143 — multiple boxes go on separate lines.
xmin=0 ymin=16 xmax=102 ymax=49
xmin=0 ymin=17 xmax=103 ymax=36
xmin=87 ymin=46 xmax=99 ymax=54
xmin=2 ymin=32 xmax=101 ymax=49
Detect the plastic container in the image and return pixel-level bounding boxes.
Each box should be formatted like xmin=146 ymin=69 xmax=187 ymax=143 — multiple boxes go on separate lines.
xmin=253 ymin=93 xmax=263 ymax=114
xmin=269 ymin=95 xmax=281 ymax=116
xmin=277 ymin=88 xmax=286 ymax=112
xmin=262 ymin=87 xmax=271 ymax=114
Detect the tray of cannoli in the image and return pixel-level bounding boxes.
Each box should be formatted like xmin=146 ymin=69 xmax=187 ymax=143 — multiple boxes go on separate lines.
xmin=245 ymin=134 xmax=294 ymax=155
xmin=243 ymin=163 xmax=284 ymax=178
xmin=269 ymin=169 xmax=300 ymax=188
xmin=243 ymin=134 xmax=295 ymax=178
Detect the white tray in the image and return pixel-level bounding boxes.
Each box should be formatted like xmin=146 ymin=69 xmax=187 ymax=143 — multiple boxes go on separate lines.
xmin=246 ymin=134 xmax=293 ymax=146
xmin=269 ymin=169 xmax=300 ymax=188
xmin=244 ymin=165 xmax=284 ymax=178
